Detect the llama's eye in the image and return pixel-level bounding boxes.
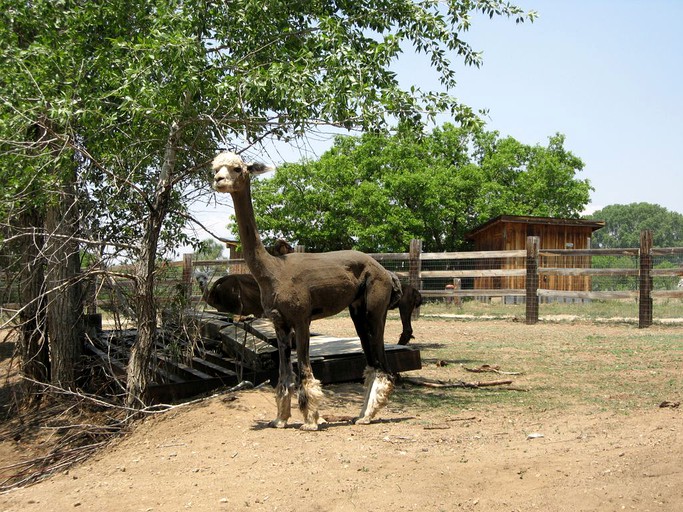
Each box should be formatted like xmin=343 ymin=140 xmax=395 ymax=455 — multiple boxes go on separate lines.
xmin=232 ymin=166 xmax=242 ymax=173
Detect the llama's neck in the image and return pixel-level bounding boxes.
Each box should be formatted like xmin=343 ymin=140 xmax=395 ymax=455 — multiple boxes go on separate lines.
xmin=230 ymin=184 xmax=274 ymax=280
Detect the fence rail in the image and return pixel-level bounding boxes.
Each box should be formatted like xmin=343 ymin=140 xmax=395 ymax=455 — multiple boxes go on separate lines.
xmin=177 ymin=231 xmax=682 ymax=328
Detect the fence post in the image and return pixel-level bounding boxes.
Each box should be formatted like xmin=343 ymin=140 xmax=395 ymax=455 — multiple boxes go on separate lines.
xmin=182 ymin=253 xmax=193 ymax=304
xmin=525 ymin=236 xmax=540 ymax=324
xmin=638 ymin=230 xmax=653 ymax=328
xmin=408 ymin=239 xmax=422 ymax=291
xmin=409 ymin=239 xmax=422 ymax=319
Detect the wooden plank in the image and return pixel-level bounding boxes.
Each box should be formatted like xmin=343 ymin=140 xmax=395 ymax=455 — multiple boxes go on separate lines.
xmin=369 ymin=252 xmax=410 ymax=261
xmin=190 ymin=355 xmax=239 ymax=378
xmin=188 ymin=312 xmax=423 ymax=387
xmin=152 ymin=367 xmax=185 ymax=384
xmin=420 ymin=288 xmax=525 ymax=297
xmin=89 ymin=328 xmax=252 ymax=403
xmin=540 ymin=248 xmax=639 ymax=256
xmin=652 ymin=290 xmax=683 ymax=299
xmin=146 ymin=375 xmax=240 ymax=404
xmin=183 ymin=310 xmax=233 ymax=339
xmin=155 ymin=353 xmax=215 ymax=381
xmin=421 ymin=269 xmax=527 ymax=278
xmin=419 ymin=250 xmax=526 ymax=260
xmin=306 ymin=347 xmax=422 ymax=384
xmin=241 ymin=318 xmax=278 ymax=344
xmin=308 ymin=336 xmax=366 ymax=357
xmin=219 ymin=323 xmax=278 ymax=371
xmin=538 ymin=289 xmax=638 ymax=300
xmin=83 ymin=343 xmax=128 ymax=377
xmin=650 ymin=247 xmax=683 ymax=256
xmin=540 ymin=268 xmax=639 ymax=277
xmin=651 ymin=268 xmax=683 ymax=277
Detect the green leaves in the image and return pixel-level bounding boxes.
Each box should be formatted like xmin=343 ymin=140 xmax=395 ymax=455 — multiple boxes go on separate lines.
xmin=251 ymin=124 xmax=591 ymax=252
xmin=589 ymin=203 xmax=683 ymax=248
xmin=1 ymin=0 xmax=538 ymax=258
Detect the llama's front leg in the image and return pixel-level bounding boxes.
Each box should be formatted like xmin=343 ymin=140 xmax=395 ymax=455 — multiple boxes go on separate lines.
xmin=355 ymin=367 xmax=394 ymax=425
xmin=270 ymin=380 xmax=292 ymax=429
xmin=269 ymin=327 xmax=295 ymax=428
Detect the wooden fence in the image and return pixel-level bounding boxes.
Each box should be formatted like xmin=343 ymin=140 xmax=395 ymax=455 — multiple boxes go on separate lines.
xmin=2 ymin=232 xmax=681 ymax=328
xmin=179 ymin=232 xmax=683 ymax=328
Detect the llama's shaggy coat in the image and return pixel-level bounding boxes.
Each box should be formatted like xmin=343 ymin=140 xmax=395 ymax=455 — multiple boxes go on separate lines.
xmin=212 ymin=151 xmax=398 ymax=430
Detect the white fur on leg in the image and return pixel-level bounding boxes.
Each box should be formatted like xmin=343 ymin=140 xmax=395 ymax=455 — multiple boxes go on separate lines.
xmin=299 ymin=377 xmax=324 ymax=431
xmin=269 ymin=383 xmax=292 ymax=428
xmin=355 ymin=368 xmax=394 ymax=425
xmin=356 ymin=367 xmax=376 ymax=421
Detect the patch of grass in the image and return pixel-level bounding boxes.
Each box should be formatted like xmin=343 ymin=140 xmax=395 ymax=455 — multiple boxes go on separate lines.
xmin=418 ymin=297 xmax=683 ymax=322
xmin=397 ymin=320 xmax=683 ymax=416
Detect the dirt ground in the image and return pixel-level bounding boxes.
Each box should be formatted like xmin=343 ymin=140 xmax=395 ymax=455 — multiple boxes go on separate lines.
xmin=1 ymin=316 xmax=682 ymax=512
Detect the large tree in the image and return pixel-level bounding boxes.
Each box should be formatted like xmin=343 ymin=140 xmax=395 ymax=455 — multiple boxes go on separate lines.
xmin=250 ymin=124 xmax=592 ymax=252
xmin=588 ymin=203 xmax=683 ymax=248
xmin=1 ymin=0 xmax=536 ymax=405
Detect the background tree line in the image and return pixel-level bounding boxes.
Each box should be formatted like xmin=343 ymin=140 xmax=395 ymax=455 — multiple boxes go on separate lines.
xmin=588 ymin=203 xmax=683 ymax=249
xmin=250 ymin=123 xmax=592 ymax=252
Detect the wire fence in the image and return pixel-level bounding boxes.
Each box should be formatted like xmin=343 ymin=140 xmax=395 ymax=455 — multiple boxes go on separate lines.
xmin=2 ymin=232 xmax=682 ymax=327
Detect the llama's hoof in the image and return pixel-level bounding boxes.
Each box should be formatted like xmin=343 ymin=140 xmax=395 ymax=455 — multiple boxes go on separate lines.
xmin=299 ymin=422 xmax=319 ymax=431
xmin=268 ymin=418 xmax=287 ymax=428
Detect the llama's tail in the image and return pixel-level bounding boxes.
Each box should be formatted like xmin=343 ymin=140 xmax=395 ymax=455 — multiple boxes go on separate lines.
xmin=387 ymin=271 xmax=403 ymax=310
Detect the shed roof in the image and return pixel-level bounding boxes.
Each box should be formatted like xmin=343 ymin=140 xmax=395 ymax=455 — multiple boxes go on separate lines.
xmin=466 ymin=215 xmax=605 ymax=239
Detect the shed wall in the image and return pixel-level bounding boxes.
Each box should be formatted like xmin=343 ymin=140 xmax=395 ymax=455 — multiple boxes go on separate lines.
xmin=470 ymin=221 xmax=595 ymax=291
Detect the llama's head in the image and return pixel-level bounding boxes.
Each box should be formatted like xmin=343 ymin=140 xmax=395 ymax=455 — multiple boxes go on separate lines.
xmin=269 ymin=238 xmax=295 ymax=256
xmin=194 ymin=270 xmax=210 ymax=292
xmin=212 ymin=151 xmax=274 ymax=194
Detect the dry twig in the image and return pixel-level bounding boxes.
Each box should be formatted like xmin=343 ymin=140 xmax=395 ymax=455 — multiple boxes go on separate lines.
xmin=402 ymin=376 xmax=516 ymax=389
xmin=463 ymin=364 xmax=522 ymax=376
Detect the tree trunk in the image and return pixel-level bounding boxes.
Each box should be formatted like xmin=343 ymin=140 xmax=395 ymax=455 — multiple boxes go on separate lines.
xmin=125 ymin=122 xmax=181 ymax=407
xmin=44 ymin=165 xmax=84 ymax=389
xmin=126 ymin=220 xmax=162 ymax=407
xmin=17 ymin=208 xmax=49 ymax=401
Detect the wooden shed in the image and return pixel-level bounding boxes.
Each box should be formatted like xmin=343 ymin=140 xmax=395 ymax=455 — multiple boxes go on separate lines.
xmin=466 ymin=215 xmax=605 ymax=293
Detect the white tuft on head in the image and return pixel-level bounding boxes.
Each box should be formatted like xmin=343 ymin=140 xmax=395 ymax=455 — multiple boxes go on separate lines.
xmin=212 ymin=152 xmax=245 ymax=172
xmin=212 ymin=152 xmax=274 ymax=193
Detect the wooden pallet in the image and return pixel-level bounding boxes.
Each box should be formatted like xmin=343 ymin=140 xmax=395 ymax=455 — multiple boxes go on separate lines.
xmin=85 ymin=328 xmax=259 ymax=403
xmin=86 ymin=311 xmax=422 ymax=402
xmin=209 ymin=313 xmax=422 ymax=384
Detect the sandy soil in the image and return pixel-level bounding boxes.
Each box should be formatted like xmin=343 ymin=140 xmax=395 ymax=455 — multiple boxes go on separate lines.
xmin=1 ymin=317 xmax=682 ymax=512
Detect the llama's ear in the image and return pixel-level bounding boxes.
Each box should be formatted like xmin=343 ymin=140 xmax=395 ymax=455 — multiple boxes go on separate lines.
xmin=247 ymin=161 xmax=275 ymax=175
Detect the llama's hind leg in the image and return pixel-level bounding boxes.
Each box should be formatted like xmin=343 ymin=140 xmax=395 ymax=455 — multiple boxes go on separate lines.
xmin=294 ymin=322 xmax=325 ymax=430
xmin=349 ymin=309 xmax=394 ymax=424
xmin=298 ymin=372 xmax=324 ymax=430
xmin=356 ymin=367 xmax=394 ymax=424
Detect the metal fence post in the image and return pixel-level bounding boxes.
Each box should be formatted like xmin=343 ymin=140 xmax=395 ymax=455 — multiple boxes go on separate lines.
xmin=526 ymin=236 xmax=540 ymax=324
xmin=639 ymin=230 xmax=653 ymax=328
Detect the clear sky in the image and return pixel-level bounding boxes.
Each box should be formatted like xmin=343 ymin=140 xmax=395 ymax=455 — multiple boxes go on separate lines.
xmin=187 ymin=1 xmax=683 ymax=254
xmin=433 ymin=0 xmax=683 ymax=216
